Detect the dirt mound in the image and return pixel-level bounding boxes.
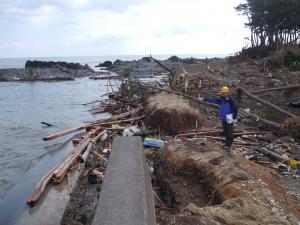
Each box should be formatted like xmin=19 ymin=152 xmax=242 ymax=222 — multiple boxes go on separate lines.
xmin=180 ymin=198 xmax=289 ymax=225
xmin=155 ymin=141 xmax=296 ymax=225
xmin=145 ymin=93 xmax=206 ymax=134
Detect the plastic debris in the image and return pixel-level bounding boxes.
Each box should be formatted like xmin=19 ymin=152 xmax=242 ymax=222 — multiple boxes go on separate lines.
xmin=143 ymin=138 xmax=164 ymax=148
xmin=122 ymin=126 xmax=141 ymax=137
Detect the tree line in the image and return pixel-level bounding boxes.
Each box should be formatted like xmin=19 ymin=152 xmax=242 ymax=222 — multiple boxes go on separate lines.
xmin=235 ymin=0 xmax=300 ymax=48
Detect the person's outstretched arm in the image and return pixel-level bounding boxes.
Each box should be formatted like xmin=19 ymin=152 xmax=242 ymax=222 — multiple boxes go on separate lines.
xmin=203 ymin=97 xmax=221 ymax=105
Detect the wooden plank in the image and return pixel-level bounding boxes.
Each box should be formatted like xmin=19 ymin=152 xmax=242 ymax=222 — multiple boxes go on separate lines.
xmin=43 ymin=126 xmax=85 ymax=141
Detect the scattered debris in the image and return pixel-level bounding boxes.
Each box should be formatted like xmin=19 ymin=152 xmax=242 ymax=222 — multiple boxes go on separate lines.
xmin=41 ymin=121 xmax=54 ymax=127
xmin=26 ymin=55 xmax=300 ymax=224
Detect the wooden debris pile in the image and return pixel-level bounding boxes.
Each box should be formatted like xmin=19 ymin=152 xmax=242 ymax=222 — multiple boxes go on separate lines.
xmin=170 ymin=125 xmax=300 ymax=176
xmin=90 ymin=91 xmax=142 ymax=115
xmin=90 ymin=99 xmax=121 ymax=114
xmin=27 ymin=88 xmax=145 ymax=206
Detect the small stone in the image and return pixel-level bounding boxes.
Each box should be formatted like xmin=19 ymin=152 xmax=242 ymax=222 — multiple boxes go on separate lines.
xmin=185 ymin=203 xmax=202 ymax=215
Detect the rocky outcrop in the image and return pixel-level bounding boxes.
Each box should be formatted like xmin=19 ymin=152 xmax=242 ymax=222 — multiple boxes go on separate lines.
xmin=25 ymin=60 xmax=93 ymax=71
xmin=142 ymin=57 xmax=151 ymax=62
xmin=95 ymin=61 xmax=113 ymax=68
xmin=0 ymin=61 xmax=96 ymax=82
xmin=113 ymin=59 xmax=124 ymax=65
xmin=0 ymin=69 xmax=26 ymax=81
xmin=168 ymin=55 xmax=182 ymax=62
xmin=107 ymin=56 xmax=211 ymax=78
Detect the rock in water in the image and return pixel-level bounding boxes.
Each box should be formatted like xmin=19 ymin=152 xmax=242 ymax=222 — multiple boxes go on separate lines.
xmin=95 ymin=61 xmax=113 ymax=68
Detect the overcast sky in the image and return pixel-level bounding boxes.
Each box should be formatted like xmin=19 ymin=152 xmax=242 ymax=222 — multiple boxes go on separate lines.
xmin=0 ymin=0 xmax=248 ymax=58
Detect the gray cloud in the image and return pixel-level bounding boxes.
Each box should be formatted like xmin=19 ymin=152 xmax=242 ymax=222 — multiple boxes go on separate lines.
xmin=0 ymin=0 xmax=151 ymax=15
xmin=0 ymin=0 xmax=248 ymax=57
xmin=0 ymin=0 xmax=151 ymax=26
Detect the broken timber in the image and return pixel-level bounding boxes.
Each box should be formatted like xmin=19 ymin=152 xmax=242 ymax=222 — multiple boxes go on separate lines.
xmin=51 ymin=127 xmax=103 ymax=183
xmin=251 ymin=85 xmax=300 ymax=94
xmin=149 ymin=55 xmax=175 ymax=83
xmin=238 ymin=87 xmax=296 ymax=118
xmin=27 ymin=128 xmax=107 ymax=206
xmin=43 ymin=108 xmax=143 ymax=141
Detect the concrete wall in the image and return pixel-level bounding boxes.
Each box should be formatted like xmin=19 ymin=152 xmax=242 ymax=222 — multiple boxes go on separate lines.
xmin=92 ymin=136 xmax=156 ymax=225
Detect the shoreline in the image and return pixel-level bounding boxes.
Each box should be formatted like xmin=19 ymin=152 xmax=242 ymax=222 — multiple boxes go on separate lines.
xmin=0 ymin=55 xmax=226 ymax=82
xmin=1 ymin=54 xmax=300 ymax=224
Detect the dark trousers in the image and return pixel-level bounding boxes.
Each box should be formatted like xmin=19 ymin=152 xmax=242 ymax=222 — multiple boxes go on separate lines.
xmin=222 ymin=121 xmax=234 ymax=147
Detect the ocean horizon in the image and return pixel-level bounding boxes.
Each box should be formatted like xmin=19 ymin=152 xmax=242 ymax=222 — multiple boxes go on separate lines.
xmin=0 ymin=54 xmax=229 ymax=69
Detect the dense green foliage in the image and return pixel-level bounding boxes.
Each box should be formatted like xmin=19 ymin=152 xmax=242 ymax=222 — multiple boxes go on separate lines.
xmin=263 ymin=47 xmax=300 ymax=70
xmin=235 ymin=0 xmax=300 ymax=47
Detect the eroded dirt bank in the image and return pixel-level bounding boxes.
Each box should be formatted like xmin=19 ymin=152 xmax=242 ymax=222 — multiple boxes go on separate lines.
xmin=154 ymin=141 xmax=298 ymax=225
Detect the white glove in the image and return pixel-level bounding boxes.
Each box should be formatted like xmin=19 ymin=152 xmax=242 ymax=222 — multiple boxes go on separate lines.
xmin=198 ymin=97 xmax=204 ymax=101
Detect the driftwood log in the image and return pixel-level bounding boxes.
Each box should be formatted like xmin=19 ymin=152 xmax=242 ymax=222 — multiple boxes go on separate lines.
xmin=26 ymin=164 xmax=60 ymax=206
xmin=251 ymin=85 xmax=300 ymax=94
xmin=43 ymin=107 xmax=143 ymax=141
xmin=94 ymin=107 xmax=143 ymax=123
xmin=52 ymin=127 xmax=103 ymax=183
xmin=27 ymin=128 xmax=107 ymax=206
xmin=41 ymin=122 xmax=54 ymax=127
xmin=244 ymin=55 xmax=263 ymax=68
xmin=245 ymin=112 xmax=281 ymax=128
xmin=238 ymin=87 xmax=296 ymax=118
xmin=43 ymin=126 xmax=86 ymax=141
xmin=255 ymin=147 xmax=290 ymax=162
xmin=178 ymin=130 xmax=262 ymax=137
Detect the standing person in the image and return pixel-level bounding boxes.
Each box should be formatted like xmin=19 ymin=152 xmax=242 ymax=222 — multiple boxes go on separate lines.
xmin=200 ymin=86 xmax=238 ymax=150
